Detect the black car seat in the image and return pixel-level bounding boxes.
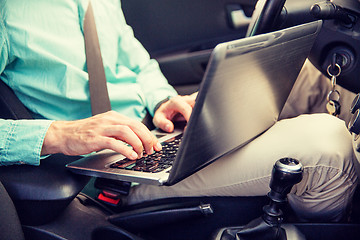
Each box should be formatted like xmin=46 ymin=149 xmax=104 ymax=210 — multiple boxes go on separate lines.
xmin=0 ymin=79 xmax=90 ymax=226
xmin=0 ymin=181 xmax=25 ymax=240
xmin=0 ymin=79 xmax=33 ymax=119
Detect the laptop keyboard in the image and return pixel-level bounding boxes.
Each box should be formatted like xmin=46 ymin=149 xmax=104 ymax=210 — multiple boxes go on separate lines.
xmin=109 ymin=134 xmax=183 ymax=173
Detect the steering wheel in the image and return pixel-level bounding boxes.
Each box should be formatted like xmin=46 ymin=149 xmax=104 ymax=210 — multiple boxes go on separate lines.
xmin=246 ymin=0 xmax=286 ymax=37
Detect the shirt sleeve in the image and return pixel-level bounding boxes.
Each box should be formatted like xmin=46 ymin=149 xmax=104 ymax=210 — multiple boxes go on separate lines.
xmin=0 ymin=17 xmax=53 ymax=166
xmin=0 ymin=119 xmax=53 ymax=166
xmin=116 ymin=3 xmax=178 ymax=116
xmin=0 ymin=10 xmax=8 ymax=75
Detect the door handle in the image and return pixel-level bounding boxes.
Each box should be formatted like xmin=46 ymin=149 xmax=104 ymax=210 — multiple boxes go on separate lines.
xmin=226 ymin=4 xmax=252 ymax=29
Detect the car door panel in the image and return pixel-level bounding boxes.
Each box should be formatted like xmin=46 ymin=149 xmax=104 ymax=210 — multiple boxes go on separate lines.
xmin=121 ymin=0 xmax=256 ymax=93
xmin=156 ymin=49 xmax=212 ymax=94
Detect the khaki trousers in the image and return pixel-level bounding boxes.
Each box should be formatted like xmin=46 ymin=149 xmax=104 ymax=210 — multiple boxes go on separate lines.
xmin=127 ymin=60 xmax=358 ymax=221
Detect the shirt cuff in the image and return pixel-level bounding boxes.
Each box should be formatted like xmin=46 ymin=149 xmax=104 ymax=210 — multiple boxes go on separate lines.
xmin=153 ymin=96 xmax=172 ymax=114
xmin=0 ymin=119 xmax=53 ymax=166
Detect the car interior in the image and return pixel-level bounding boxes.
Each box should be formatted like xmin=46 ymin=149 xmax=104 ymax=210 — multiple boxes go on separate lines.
xmin=2 ymin=0 xmax=360 ymax=239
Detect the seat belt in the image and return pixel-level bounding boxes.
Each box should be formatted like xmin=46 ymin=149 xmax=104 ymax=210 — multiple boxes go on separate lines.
xmin=83 ymin=3 xmax=132 ymax=201
xmin=83 ymin=2 xmax=155 ymax=129
xmin=83 ymin=2 xmax=156 ymax=203
xmin=83 ymin=2 xmax=111 ymax=115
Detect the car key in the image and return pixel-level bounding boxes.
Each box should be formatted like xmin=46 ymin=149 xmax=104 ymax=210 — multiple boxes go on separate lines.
xmin=326 ymin=99 xmax=341 ymax=116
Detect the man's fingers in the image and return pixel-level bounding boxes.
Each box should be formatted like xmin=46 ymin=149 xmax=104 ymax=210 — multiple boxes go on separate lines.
xmin=101 ymin=111 xmax=159 ymax=155
xmin=99 ymin=137 xmax=139 ymax=160
xmin=124 ymin=120 xmax=158 ymax=154
xmin=183 ymin=93 xmax=197 ymax=107
xmin=166 ymin=97 xmax=193 ymax=122
xmin=104 ymin=125 xmax=145 ymax=157
xmin=155 ymin=115 xmax=175 ymax=132
xmin=152 ymin=95 xmax=195 ymax=132
xmin=174 ymin=100 xmax=192 ymax=122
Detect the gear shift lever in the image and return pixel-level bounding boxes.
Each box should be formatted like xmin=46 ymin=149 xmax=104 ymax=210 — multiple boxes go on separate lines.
xmin=263 ymin=158 xmax=303 ymax=226
xmin=213 ymin=158 xmax=305 ymax=240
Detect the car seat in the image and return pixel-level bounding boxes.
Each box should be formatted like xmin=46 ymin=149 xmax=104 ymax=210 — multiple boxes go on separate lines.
xmin=0 ymin=181 xmax=25 ymax=240
xmin=0 ymin=79 xmax=90 ymax=225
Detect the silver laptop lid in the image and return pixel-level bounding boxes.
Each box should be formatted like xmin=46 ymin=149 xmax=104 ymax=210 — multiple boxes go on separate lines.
xmin=166 ymin=20 xmax=322 ymax=185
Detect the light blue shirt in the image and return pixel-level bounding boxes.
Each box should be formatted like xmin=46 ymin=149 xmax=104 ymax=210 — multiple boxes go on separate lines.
xmin=0 ymin=0 xmax=177 ymax=165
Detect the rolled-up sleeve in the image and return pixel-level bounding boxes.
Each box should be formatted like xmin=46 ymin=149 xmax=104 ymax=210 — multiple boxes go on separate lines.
xmin=0 ymin=119 xmax=53 ymax=166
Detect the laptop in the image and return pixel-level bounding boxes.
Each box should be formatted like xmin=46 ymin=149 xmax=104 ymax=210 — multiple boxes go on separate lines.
xmin=66 ymin=20 xmax=322 ymax=186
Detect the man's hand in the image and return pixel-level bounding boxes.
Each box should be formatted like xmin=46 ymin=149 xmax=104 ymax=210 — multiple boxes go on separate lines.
xmin=153 ymin=92 xmax=198 ymax=132
xmin=41 ymin=111 xmax=161 ymax=160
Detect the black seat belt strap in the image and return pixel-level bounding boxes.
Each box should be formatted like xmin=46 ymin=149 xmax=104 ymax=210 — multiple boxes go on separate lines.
xmin=83 ymin=2 xmax=112 ymax=115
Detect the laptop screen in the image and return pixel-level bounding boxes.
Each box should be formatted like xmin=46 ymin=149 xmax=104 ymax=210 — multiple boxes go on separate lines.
xmin=167 ymin=21 xmax=322 ymax=185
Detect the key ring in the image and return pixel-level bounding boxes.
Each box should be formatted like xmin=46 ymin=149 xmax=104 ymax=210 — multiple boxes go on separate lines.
xmin=325 ymin=62 xmax=342 ymax=117
xmin=327 ymin=63 xmax=341 ymax=78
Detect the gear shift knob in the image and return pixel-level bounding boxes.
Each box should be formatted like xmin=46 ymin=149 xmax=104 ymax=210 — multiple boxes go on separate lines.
xmin=269 ymin=158 xmax=304 ymax=203
xmin=213 ymin=158 xmax=305 ymax=240
xmin=263 ymin=158 xmax=303 ymax=226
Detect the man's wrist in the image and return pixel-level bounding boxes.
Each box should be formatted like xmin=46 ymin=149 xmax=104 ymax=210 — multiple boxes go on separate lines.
xmin=41 ymin=121 xmax=65 ymax=155
xmin=154 ymin=96 xmax=172 ymax=114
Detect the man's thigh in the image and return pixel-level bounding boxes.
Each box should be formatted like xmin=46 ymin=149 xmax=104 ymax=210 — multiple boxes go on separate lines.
xmin=127 ymin=114 xmax=355 ymax=205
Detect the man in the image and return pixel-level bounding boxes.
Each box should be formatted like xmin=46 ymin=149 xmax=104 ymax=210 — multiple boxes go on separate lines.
xmin=0 ymin=0 xmax=357 ymax=221
xmin=0 ymin=0 xmax=195 ymax=164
